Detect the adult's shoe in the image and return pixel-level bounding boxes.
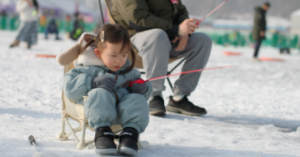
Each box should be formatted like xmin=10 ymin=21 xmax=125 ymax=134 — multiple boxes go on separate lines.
xmin=149 ymin=96 xmax=166 ymax=116
xmin=166 ymin=96 xmax=207 ymax=116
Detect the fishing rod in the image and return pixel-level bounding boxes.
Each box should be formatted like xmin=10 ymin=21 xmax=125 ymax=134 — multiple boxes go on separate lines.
xmin=196 ymin=0 xmax=230 ymax=25
xmin=129 ymin=65 xmax=234 ymax=86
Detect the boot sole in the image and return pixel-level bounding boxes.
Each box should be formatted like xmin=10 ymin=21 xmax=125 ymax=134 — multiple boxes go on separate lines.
xmin=149 ymin=110 xmax=166 ymax=117
xmin=119 ymin=147 xmax=137 ymax=156
xmin=95 ymin=148 xmax=118 ymax=155
xmin=166 ymin=106 xmax=207 ymax=116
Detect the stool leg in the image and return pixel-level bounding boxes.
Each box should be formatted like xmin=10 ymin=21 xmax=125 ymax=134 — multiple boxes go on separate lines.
xmin=65 ymin=117 xmax=79 ymax=143
xmin=77 ymin=120 xmax=88 ymax=150
xmin=57 ymin=113 xmax=68 ymax=141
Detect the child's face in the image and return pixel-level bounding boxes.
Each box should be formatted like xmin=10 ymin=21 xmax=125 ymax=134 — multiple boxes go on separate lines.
xmin=94 ymin=42 xmax=128 ymax=72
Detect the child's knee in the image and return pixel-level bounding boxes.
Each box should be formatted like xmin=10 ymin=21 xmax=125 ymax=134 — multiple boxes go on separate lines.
xmin=123 ymin=93 xmax=148 ymax=106
xmin=119 ymin=94 xmax=149 ymax=114
xmin=85 ymin=88 xmax=116 ymax=109
xmin=124 ymin=93 xmax=146 ymax=101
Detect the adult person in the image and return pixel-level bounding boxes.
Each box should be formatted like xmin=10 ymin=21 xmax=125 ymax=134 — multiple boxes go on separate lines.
xmin=9 ymin=0 xmax=39 ymax=49
xmin=111 ymin=0 xmax=212 ymax=117
xmin=252 ymin=2 xmax=270 ymax=61
xmin=45 ymin=18 xmax=61 ymax=40
xmin=69 ymin=12 xmax=84 ymax=41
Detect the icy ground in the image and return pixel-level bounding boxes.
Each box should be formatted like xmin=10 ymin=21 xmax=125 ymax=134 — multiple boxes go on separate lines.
xmin=0 ymin=30 xmax=300 ymax=157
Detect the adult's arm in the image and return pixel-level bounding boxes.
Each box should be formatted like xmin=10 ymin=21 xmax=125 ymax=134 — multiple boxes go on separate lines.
xmin=16 ymin=0 xmax=29 ymax=12
xmin=256 ymin=9 xmax=266 ymax=32
xmin=174 ymin=3 xmax=189 ymax=25
xmin=112 ymin=0 xmax=179 ymax=37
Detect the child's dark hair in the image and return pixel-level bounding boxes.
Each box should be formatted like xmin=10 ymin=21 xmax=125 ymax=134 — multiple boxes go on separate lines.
xmin=82 ymin=24 xmax=135 ymax=74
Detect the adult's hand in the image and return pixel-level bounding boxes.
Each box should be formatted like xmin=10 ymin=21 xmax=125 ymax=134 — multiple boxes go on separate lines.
xmin=173 ymin=35 xmax=189 ymax=51
xmin=179 ymin=18 xmax=200 ymax=36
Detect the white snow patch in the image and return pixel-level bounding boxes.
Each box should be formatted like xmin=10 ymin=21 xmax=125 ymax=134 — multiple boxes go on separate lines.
xmin=0 ymin=30 xmax=300 ymax=157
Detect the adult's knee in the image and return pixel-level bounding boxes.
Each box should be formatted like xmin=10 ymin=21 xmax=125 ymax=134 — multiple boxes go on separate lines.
xmin=193 ymin=32 xmax=212 ymax=47
xmin=148 ymin=29 xmax=169 ymax=41
xmin=146 ymin=29 xmax=171 ymax=48
xmin=191 ymin=33 xmax=212 ymax=58
xmin=134 ymin=29 xmax=171 ymax=58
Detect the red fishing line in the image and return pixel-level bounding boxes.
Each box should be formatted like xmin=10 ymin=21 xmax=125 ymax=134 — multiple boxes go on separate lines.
xmin=129 ymin=65 xmax=234 ymax=87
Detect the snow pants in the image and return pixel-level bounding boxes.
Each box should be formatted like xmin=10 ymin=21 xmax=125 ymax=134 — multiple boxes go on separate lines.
xmin=84 ymin=88 xmax=149 ymax=133
xmin=131 ymin=29 xmax=212 ymax=97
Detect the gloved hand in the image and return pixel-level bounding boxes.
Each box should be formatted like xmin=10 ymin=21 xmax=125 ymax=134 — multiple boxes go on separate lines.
xmin=131 ymin=78 xmax=148 ymax=94
xmin=91 ymin=76 xmax=115 ymax=92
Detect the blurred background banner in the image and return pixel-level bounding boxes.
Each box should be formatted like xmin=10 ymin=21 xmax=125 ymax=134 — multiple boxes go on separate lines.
xmin=0 ymin=0 xmax=106 ymax=33
xmin=0 ymin=0 xmax=299 ymax=51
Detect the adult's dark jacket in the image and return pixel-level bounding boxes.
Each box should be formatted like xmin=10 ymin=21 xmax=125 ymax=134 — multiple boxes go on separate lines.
xmin=47 ymin=19 xmax=58 ymax=33
xmin=110 ymin=0 xmax=189 ymax=39
xmin=252 ymin=6 xmax=267 ymax=40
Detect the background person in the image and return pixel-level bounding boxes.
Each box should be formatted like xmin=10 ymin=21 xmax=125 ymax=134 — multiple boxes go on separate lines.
xmin=9 ymin=0 xmax=39 ymax=49
xmin=252 ymin=2 xmax=271 ymax=61
xmin=45 ymin=18 xmax=61 ymax=40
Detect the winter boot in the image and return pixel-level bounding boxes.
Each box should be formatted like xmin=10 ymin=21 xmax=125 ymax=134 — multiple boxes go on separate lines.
xmin=94 ymin=126 xmax=117 ymax=155
xmin=9 ymin=40 xmax=20 ymax=48
xmin=27 ymin=43 xmax=31 ymax=49
xmin=251 ymin=57 xmax=261 ymax=62
xmin=149 ymin=95 xmax=166 ymax=116
xmin=166 ymin=96 xmax=207 ymax=116
xmin=118 ymin=127 xmax=139 ymax=156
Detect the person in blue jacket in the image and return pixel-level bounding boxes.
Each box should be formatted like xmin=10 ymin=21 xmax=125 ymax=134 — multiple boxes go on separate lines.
xmin=63 ymin=24 xmax=152 ymax=156
xmin=45 ymin=18 xmax=60 ymax=40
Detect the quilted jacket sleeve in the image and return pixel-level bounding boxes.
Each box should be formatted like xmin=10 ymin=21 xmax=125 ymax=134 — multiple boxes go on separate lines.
xmin=63 ymin=67 xmax=94 ymax=104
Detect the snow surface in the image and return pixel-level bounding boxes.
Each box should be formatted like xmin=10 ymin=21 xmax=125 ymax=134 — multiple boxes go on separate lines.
xmin=0 ymin=30 xmax=300 ymax=157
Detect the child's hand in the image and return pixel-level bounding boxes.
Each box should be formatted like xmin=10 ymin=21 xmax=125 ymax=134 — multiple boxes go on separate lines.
xmin=91 ymin=76 xmax=115 ymax=92
xmin=131 ymin=78 xmax=148 ymax=94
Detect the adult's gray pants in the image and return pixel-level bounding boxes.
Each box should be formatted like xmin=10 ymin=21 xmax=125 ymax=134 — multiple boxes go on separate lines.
xmin=131 ymin=29 xmax=212 ymax=97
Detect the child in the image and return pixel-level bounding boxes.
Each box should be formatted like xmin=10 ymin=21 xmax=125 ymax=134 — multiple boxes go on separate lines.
xmin=62 ymin=24 xmax=152 ymax=156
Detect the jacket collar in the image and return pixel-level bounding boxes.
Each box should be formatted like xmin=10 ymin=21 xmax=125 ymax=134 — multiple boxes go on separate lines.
xmin=74 ymin=46 xmax=131 ymax=74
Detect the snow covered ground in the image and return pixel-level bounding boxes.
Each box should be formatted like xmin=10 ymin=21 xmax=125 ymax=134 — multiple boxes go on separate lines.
xmin=0 ymin=30 xmax=300 ymax=157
